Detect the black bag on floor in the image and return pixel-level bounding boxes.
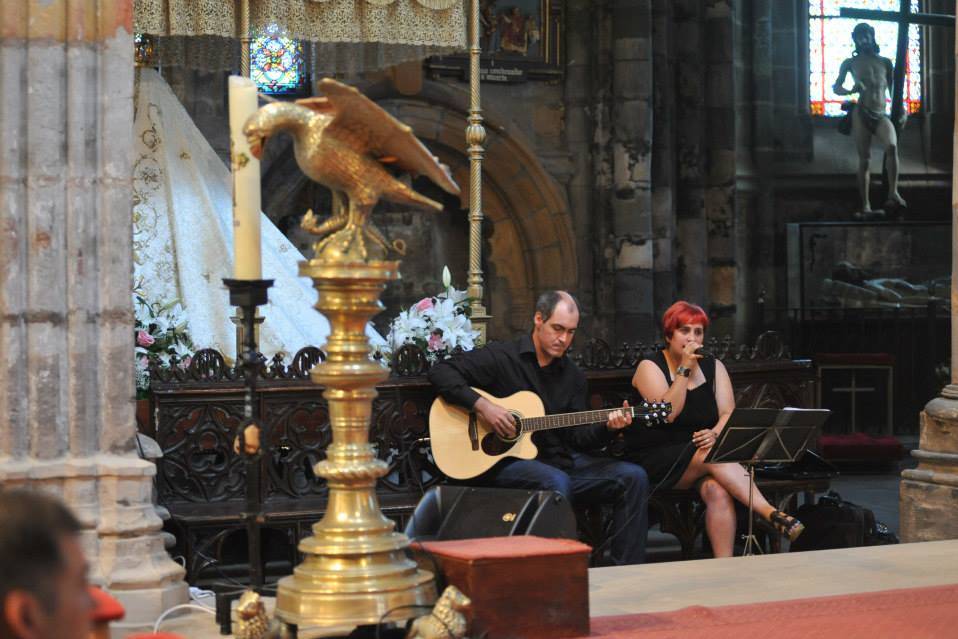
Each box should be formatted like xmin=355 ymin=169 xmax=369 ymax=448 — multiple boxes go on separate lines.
xmin=790 ymin=490 xmax=898 ymax=552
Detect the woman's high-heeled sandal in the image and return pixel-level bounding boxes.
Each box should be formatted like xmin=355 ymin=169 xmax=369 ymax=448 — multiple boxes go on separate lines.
xmin=769 ymin=510 xmax=805 ymax=542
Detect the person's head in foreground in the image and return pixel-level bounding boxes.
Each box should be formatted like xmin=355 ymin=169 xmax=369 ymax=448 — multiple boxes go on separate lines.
xmin=0 ymin=490 xmax=91 ymax=639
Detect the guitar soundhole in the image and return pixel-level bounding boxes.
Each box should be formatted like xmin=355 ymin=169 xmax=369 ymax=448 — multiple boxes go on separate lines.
xmin=481 ymin=433 xmax=516 ymax=456
xmin=480 ymin=413 xmax=522 ymax=456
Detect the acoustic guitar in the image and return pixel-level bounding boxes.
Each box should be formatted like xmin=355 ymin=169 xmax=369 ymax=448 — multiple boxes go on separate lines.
xmin=429 ymin=387 xmax=671 ymax=479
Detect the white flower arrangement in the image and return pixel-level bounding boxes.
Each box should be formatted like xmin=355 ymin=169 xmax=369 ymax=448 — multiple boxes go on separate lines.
xmin=382 ymin=266 xmax=480 ymax=364
xmin=133 ymin=284 xmax=194 ymax=397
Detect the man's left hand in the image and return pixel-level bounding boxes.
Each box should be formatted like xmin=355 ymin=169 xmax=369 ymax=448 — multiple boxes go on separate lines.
xmin=606 ymin=400 xmax=633 ymax=431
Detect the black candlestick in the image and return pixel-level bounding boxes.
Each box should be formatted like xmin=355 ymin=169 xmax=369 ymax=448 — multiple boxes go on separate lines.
xmin=222 ymin=278 xmax=273 ymax=600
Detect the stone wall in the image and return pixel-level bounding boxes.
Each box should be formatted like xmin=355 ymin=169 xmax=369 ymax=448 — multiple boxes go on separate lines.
xmin=0 ymin=1 xmax=186 ymax=631
xmin=149 ymin=0 xmax=954 ymax=345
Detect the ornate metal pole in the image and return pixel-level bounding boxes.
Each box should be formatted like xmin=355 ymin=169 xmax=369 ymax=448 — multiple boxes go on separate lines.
xmin=239 ymin=0 xmax=252 ymax=77
xmin=275 ymin=258 xmax=435 ymax=632
xmin=219 ymin=277 xmax=272 ymax=633
xmin=466 ymin=0 xmax=491 ymax=342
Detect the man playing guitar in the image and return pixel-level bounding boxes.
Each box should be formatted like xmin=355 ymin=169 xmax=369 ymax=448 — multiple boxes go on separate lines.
xmin=428 ymin=290 xmax=650 ymax=565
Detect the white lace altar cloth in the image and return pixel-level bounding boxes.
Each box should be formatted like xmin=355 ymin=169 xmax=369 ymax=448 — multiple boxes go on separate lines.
xmin=133 ymin=67 xmax=384 ymax=360
xmin=134 ymin=0 xmax=467 ymax=73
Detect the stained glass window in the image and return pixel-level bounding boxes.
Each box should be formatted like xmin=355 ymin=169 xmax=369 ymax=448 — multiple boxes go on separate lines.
xmin=251 ymin=25 xmax=304 ymax=94
xmin=809 ymin=0 xmax=922 ymax=117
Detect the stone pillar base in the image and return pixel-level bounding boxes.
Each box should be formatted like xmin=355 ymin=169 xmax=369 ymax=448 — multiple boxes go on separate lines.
xmin=900 ymin=393 xmax=958 ymax=542
xmin=0 ymin=454 xmax=188 ymax=630
xmin=109 ymin=581 xmax=191 ymax=636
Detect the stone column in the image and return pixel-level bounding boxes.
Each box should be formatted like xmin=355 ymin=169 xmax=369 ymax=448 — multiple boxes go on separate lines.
xmin=674 ymin=0 xmax=708 ymax=307
xmin=927 ymin=0 xmax=956 ymax=165
xmin=702 ymin=1 xmax=737 ymax=338
xmin=610 ymin=0 xmax=656 ymax=341
xmin=0 ymin=0 xmax=188 ymax=631
xmin=899 ymin=15 xmax=958 ymax=539
xmin=591 ymin=3 xmax=615 ymax=340
xmin=651 ymin=0 xmax=677 ymax=319
xmin=564 ymin=0 xmax=597 ymax=331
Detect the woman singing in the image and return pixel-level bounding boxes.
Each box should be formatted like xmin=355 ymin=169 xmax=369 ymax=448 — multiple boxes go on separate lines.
xmin=627 ymin=301 xmax=803 ymax=556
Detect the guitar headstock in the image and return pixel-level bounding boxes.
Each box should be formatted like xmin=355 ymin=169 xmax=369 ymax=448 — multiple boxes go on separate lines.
xmin=637 ymin=400 xmax=673 ymax=425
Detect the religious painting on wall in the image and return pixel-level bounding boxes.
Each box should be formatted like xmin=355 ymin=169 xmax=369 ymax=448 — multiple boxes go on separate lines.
xmin=426 ymin=0 xmax=561 ymax=82
xmin=786 ymin=221 xmax=950 ymax=310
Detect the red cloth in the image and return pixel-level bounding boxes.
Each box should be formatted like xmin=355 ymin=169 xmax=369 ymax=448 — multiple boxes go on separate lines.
xmin=414 ymin=535 xmax=592 ymax=560
xmin=819 ymin=432 xmax=905 ymax=460
xmin=585 ymin=583 xmax=958 ymax=638
xmin=88 ymin=586 xmax=124 ymax=623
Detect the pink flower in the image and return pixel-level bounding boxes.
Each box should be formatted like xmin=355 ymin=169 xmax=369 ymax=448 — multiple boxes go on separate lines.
xmin=428 ymin=332 xmax=444 ymax=351
xmin=415 ymin=297 xmax=434 ymax=312
xmin=136 ymin=330 xmax=156 ymax=347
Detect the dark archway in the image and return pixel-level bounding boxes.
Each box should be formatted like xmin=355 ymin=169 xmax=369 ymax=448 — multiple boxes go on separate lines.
xmin=260 ymin=79 xmax=577 ymax=339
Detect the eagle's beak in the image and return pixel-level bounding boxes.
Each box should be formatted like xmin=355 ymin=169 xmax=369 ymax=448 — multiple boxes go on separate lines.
xmin=247 ymin=134 xmax=264 ymax=160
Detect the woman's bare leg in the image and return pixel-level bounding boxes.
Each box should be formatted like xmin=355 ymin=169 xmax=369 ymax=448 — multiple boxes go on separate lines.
xmin=698 ymin=477 xmax=735 ymax=557
xmin=675 ymin=447 xmax=777 ymax=520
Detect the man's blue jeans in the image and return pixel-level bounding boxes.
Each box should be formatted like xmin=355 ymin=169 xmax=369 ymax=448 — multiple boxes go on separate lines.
xmin=476 ymin=453 xmax=649 ymax=565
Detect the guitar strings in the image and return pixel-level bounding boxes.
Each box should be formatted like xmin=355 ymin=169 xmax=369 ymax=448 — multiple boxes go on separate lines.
xmin=520 ymin=401 xmax=670 ymax=432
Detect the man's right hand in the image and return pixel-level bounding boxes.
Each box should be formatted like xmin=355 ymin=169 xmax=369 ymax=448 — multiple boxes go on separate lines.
xmin=474 ymin=397 xmax=517 ymax=439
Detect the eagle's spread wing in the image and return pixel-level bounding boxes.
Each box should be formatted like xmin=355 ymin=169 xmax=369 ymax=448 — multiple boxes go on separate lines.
xmin=305 ymin=79 xmax=460 ymax=196
xmin=293 ymin=96 xmax=335 ymax=114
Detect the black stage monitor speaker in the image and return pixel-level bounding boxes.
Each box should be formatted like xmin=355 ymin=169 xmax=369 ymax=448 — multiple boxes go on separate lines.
xmin=404 ymin=485 xmax=577 ymax=542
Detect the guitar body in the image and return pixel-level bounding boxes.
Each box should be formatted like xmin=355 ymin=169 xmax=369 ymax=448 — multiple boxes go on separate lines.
xmin=429 ymin=388 xmax=545 ymax=480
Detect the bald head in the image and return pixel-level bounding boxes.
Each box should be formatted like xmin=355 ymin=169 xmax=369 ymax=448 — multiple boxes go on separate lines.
xmin=534 ymin=290 xmax=580 ymax=323
xmin=532 ymin=290 xmax=579 ymax=364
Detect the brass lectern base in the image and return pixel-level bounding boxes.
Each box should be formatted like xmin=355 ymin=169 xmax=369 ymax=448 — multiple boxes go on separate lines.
xmin=275 ymin=564 xmax=436 ymax=634
xmin=275 ymin=621 xmax=412 ymax=639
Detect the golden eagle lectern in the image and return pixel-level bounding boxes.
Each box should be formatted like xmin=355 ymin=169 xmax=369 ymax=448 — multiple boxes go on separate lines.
xmin=244 ymin=78 xmax=460 ymax=262
xmin=246 ymin=79 xmax=459 ymax=632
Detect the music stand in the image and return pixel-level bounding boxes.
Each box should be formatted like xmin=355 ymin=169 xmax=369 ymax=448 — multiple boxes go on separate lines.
xmin=704 ymin=407 xmax=829 ymax=555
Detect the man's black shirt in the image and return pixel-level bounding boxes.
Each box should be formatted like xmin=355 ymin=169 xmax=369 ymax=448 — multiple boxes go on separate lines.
xmin=427 ymin=334 xmax=614 ymax=470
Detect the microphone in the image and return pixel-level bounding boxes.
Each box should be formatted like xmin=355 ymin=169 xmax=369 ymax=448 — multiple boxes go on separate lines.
xmin=694 ymin=346 xmax=713 ymax=359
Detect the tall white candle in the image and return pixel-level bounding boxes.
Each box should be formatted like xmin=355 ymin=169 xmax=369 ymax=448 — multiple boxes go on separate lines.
xmin=228 ymin=75 xmax=262 ymax=279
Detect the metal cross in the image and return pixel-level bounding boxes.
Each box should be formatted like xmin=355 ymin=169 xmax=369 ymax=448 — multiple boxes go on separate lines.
xmin=833 ymin=372 xmax=877 ymax=433
xmin=840 ymin=1 xmax=955 ymax=127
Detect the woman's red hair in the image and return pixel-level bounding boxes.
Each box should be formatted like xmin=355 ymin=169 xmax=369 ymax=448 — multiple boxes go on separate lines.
xmin=662 ymin=301 xmax=709 ymax=339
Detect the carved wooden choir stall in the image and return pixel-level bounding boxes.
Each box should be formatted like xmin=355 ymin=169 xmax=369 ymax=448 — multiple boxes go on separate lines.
xmin=138 ymin=332 xmax=820 ymax=583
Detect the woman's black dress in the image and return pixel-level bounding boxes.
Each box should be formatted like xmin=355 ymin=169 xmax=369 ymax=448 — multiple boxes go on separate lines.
xmin=624 ymin=350 xmax=720 ymax=488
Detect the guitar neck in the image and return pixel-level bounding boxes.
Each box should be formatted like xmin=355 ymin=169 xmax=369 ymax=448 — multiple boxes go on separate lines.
xmin=520 ymin=406 xmax=641 ymax=432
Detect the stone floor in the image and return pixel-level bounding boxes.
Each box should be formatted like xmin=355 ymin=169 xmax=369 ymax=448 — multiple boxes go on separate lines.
xmin=150 ymin=449 xmax=920 ymax=637
xmin=160 ymin=538 xmax=958 ymax=638
xmin=590 ymin=539 xmax=958 ymax=617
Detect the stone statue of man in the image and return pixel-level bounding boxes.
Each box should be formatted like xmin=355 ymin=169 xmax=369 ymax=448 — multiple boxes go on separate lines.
xmin=833 ymin=22 xmax=907 ymax=214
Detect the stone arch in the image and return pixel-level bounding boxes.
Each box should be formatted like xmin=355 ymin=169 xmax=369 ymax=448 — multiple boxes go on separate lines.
xmin=260 ymin=80 xmax=578 ymax=338
xmin=365 ymin=80 xmax=578 ymax=337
